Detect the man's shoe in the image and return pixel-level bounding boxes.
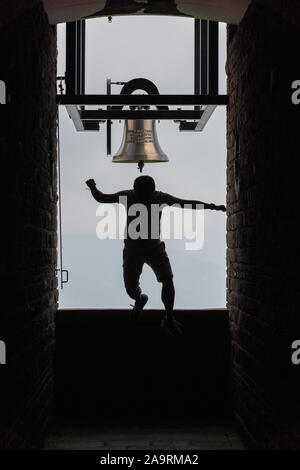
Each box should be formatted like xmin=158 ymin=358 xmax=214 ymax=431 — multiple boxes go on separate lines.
xmin=130 ymin=294 xmax=148 ymax=321
xmin=161 ymin=316 xmax=183 ymax=336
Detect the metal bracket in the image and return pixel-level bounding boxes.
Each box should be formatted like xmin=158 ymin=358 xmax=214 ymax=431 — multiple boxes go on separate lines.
xmin=56 ymin=269 xmax=69 ymax=289
xmin=0 ymin=80 xmax=6 ymax=104
xmin=65 ymin=104 xmax=85 ymax=131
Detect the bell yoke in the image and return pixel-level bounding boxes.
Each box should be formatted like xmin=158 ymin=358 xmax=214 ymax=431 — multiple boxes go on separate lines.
xmin=112 ymin=78 xmax=169 ymax=172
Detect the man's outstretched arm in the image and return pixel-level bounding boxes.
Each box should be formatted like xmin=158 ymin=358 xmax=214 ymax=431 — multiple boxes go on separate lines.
xmin=160 ymin=192 xmax=226 ymax=212
xmin=85 ymin=179 xmax=127 ymax=203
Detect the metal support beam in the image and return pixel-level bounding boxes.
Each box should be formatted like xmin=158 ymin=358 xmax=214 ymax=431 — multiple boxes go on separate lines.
xmin=63 ymin=19 xmax=223 ymax=133
xmin=65 ymin=105 xmax=85 ymax=131
xmin=179 ymin=121 xmax=197 ymax=131
xmin=195 ymin=105 xmax=217 ymax=131
xmin=77 ymin=20 xmax=85 ymax=95
xmin=66 ymin=23 xmax=76 ymax=95
xmin=80 ymin=110 xmax=204 ymax=120
xmin=66 ymin=20 xmax=85 ymax=95
xmin=183 ymin=19 xmax=218 ymax=132
xmin=194 ymin=19 xmax=200 ymax=112
xmin=208 ymin=21 xmax=219 ymax=95
xmin=200 ymin=20 xmax=208 ymax=95
xmin=57 ymin=94 xmax=228 ymax=106
xmin=106 ymin=78 xmax=112 ymax=155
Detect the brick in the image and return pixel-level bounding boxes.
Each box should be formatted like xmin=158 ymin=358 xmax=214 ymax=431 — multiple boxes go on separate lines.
xmin=227 ymin=1 xmax=300 ymax=449
xmin=0 ymin=3 xmax=57 ymax=449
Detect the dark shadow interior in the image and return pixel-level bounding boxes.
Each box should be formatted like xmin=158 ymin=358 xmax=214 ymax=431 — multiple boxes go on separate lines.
xmin=0 ymin=0 xmax=299 ymax=451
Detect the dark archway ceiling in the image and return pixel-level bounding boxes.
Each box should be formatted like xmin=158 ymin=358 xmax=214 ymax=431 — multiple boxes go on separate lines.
xmin=43 ymin=0 xmax=251 ymax=25
xmin=1 ymin=1 xmax=298 ymax=29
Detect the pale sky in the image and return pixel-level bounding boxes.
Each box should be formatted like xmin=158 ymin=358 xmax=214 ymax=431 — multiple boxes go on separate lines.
xmin=57 ymin=15 xmax=227 ymax=309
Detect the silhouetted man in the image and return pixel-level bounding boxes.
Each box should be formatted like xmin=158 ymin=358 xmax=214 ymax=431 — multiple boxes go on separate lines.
xmin=86 ymin=176 xmax=226 ymax=336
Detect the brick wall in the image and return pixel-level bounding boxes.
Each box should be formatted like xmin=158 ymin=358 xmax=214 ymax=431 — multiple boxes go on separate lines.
xmin=0 ymin=3 xmax=57 ymax=449
xmin=226 ymin=1 xmax=300 ymax=449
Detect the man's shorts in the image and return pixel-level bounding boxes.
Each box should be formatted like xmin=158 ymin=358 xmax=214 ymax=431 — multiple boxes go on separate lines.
xmin=123 ymin=241 xmax=173 ymax=285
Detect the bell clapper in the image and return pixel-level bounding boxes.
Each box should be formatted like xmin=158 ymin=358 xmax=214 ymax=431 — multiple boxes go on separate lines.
xmin=138 ymin=160 xmax=144 ymax=173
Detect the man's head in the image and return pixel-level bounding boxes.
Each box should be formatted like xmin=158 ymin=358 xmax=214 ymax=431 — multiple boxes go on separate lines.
xmin=133 ymin=175 xmax=155 ymax=194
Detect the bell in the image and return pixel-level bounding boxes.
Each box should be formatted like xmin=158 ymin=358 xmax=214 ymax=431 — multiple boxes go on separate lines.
xmin=112 ymin=119 xmax=169 ymax=166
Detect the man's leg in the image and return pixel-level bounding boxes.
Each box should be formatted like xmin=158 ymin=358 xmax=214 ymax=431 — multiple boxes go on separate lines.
xmin=125 ymin=282 xmax=142 ymax=302
xmin=123 ymin=246 xmax=148 ymax=320
xmin=161 ymin=277 xmax=175 ymax=319
xmin=123 ymin=246 xmax=142 ymax=300
xmin=161 ymin=277 xmax=182 ymax=335
xmin=146 ymin=242 xmax=182 ymax=335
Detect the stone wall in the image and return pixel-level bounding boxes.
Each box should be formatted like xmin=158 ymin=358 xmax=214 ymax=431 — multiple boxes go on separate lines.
xmin=55 ymin=309 xmax=231 ymax=423
xmin=0 ymin=2 xmax=58 ymax=449
xmin=226 ymin=1 xmax=300 ymax=449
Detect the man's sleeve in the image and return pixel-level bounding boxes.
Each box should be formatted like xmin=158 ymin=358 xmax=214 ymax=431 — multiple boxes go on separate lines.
xmin=159 ymin=191 xmax=206 ymax=209
xmin=90 ymin=188 xmax=129 ymax=204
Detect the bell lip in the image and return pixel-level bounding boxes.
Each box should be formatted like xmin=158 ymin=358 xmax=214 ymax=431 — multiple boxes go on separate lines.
xmin=112 ymin=159 xmax=169 ymax=163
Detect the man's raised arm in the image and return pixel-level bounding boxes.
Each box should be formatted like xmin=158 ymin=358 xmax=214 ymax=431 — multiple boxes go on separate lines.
xmin=85 ymin=179 xmax=127 ymax=203
xmin=159 ymin=192 xmax=226 ymax=212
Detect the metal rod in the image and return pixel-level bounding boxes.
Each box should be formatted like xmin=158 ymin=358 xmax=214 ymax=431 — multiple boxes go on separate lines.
xmin=66 ymin=20 xmax=85 ymax=95
xmin=81 ymin=20 xmax=86 ymax=94
xmin=57 ymin=94 xmax=228 ymax=106
xmin=209 ymin=21 xmax=219 ymax=95
xmin=57 ymin=108 xmax=64 ymax=290
xmin=200 ymin=20 xmax=208 ymax=95
xmin=66 ymin=22 xmax=76 ymax=95
xmin=194 ymin=18 xmax=200 ymax=112
xmin=106 ymin=78 xmax=111 ymax=156
xmin=76 ymin=20 xmax=86 ymax=95
xmin=76 ymin=21 xmax=80 ymax=94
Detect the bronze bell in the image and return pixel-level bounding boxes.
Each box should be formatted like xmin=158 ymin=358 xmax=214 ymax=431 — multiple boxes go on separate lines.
xmin=112 ymin=119 xmax=169 ymax=170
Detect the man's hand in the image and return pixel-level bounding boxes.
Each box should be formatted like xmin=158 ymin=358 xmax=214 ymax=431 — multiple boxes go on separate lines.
xmin=86 ymin=178 xmax=96 ymax=189
xmin=209 ymin=203 xmax=226 ymax=212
